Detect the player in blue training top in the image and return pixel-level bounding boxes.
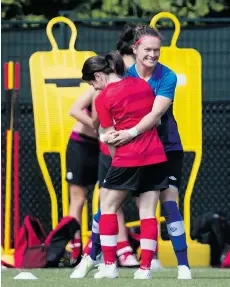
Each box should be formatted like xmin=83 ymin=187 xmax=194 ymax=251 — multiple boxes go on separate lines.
xmin=109 ymin=25 xmax=192 ymax=280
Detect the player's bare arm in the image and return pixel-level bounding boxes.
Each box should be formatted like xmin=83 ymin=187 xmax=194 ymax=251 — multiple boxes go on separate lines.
xmin=92 ymin=91 xmax=100 ymax=129
xmin=69 ymin=86 xmax=96 ymax=129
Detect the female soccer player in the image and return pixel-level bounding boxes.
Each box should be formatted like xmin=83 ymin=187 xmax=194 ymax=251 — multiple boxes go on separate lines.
xmin=81 ymin=52 xmax=168 ymax=279
xmin=66 ymin=87 xmax=99 ymax=262
xmin=71 ymin=28 xmax=139 ymax=278
xmin=109 ymin=25 xmax=192 ymax=280
xmin=70 ymin=25 xmax=139 ymax=279
xmin=95 ymin=24 xmax=138 ymax=268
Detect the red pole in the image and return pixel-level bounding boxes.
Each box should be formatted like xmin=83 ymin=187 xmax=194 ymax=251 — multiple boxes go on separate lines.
xmin=14 ymin=62 xmax=20 ymax=90
xmin=14 ymin=62 xmax=20 ymax=245
xmin=14 ymin=131 xmax=19 ymax=244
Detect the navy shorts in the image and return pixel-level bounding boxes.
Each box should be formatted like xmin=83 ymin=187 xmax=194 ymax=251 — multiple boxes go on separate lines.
xmin=165 ymin=151 xmax=184 ymax=190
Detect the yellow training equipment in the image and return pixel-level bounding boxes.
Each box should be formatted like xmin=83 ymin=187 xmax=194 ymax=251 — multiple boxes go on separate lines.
xmin=149 ymin=12 xmax=209 ymax=267
xmin=29 ymin=16 xmax=96 ymax=244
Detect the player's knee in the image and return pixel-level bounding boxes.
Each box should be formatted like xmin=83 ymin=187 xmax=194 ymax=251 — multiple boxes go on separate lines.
xmin=69 ymin=185 xmax=86 ymax=201
xmin=139 ymin=202 xmax=157 ymax=219
xmin=138 ymin=191 xmax=159 ymax=219
xmin=160 ymin=186 xmax=178 ymax=203
xmin=139 ymin=207 xmax=156 ymax=220
xmin=70 ymin=193 xmax=85 ymax=208
xmin=100 ymin=197 xmax=120 ymax=214
xmin=100 ymin=201 xmax=117 ymax=214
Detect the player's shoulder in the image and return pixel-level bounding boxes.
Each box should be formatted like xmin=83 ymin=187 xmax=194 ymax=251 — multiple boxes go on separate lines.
xmin=125 ymin=64 xmax=138 ymax=77
xmin=123 ymin=77 xmax=151 ymax=90
xmin=124 ymin=76 xmax=145 ymax=84
xmin=160 ymin=63 xmax=177 ymax=82
xmin=100 ymin=82 xmax=122 ymax=100
xmin=95 ymin=89 xmax=105 ymax=104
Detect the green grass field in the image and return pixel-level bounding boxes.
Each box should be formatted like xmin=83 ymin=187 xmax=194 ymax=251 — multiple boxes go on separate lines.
xmin=2 ymin=268 xmax=230 ymax=287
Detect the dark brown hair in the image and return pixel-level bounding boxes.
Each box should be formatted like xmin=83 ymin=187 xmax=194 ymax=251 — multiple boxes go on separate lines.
xmin=116 ymin=24 xmax=135 ymax=56
xmin=82 ymin=52 xmax=125 ymax=81
xmin=134 ymin=25 xmax=162 ymax=45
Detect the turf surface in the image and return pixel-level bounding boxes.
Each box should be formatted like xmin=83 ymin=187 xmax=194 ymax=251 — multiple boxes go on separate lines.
xmin=2 ymin=267 xmax=230 ymax=287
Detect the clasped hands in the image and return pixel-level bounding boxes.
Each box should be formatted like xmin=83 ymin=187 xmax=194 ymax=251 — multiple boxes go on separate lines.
xmin=103 ymin=129 xmax=133 ymax=147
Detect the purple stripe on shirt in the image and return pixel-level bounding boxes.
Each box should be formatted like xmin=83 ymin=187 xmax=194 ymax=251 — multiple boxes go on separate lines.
xmin=70 ymin=131 xmax=98 ymax=145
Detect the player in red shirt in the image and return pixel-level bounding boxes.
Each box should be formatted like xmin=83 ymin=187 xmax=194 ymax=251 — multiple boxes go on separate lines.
xmin=81 ymin=52 xmax=168 ymax=279
xmin=69 ymin=36 xmax=138 ymax=279
xmin=92 ymin=27 xmax=139 ymax=268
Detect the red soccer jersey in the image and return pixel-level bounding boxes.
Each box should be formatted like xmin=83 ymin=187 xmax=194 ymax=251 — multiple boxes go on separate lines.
xmin=95 ymin=77 xmax=166 ymax=167
xmin=99 ymin=141 xmax=110 ymax=156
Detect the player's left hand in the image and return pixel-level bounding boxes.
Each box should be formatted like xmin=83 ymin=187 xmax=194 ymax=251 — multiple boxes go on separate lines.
xmin=108 ymin=130 xmax=133 ymax=146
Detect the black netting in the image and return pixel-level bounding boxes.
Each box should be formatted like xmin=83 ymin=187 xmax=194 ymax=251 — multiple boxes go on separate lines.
xmin=1 ymin=22 xmax=230 ymax=103
xmin=179 ymin=152 xmax=195 ymax=215
xmin=1 ymin=102 xmax=230 ymax=247
xmin=44 ymin=153 xmax=63 ymax=221
xmin=191 ymin=102 xmax=230 ymax=221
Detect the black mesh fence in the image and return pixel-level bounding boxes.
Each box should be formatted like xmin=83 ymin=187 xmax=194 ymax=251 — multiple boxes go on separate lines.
xmin=1 ymin=19 xmax=230 ymax=103
xmin=1 ymin=102 xmax=230 ymax=247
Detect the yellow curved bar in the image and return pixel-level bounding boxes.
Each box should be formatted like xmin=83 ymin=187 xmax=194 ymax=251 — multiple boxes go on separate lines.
xmin=150 ymin=12 xmax=181 ymax=47
xmin=8 ymin=61 xmax=14 ymax=90
xmin=92 ymin=183 xmax=100 ymax=216
xmin=81 ymin=201 xmax=89 ymax=247
xmin=126 ymin=220 xmax=140 ymax=228
xmin=37 ymin=153 xmax=58 ymax=229
xmin=60 ymin=153 xmax=69 ymax=217
xmin=8 ymin=248 xmax=15 ymax=255
xmin=184 ymin=149 xmax=202 ymax=243
xmin=46 ymin=16 xmax=77 ymax=50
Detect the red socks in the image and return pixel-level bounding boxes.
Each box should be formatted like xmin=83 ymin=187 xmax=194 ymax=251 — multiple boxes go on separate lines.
xmin=117 ymin=240 xmax=133 ymax=258
xmin=140 ymin=218 xmax=158 ymax=270
xmin=99 ymin=214 xmax=118 ymax=264
xmin=70 ymin=237 xmax=81 ymax=261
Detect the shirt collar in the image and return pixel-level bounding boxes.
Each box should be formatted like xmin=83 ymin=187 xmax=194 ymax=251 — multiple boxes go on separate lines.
xmin=132 ymin=62 xmax=163 ymax=81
